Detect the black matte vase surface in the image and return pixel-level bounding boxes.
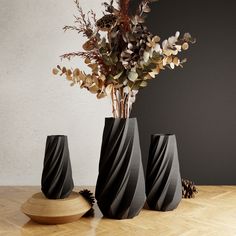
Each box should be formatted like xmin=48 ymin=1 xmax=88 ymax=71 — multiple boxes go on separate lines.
xmin=95 ymin=118 xmax=146 ymax=219
xmin=146 ymin=134 xmax=182 ymax=211
xmin=41 ymin=135 xmax=74 ymax=199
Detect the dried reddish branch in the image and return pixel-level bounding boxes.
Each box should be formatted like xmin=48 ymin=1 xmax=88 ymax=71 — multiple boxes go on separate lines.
xmin=119 ymin=0 xmax=130 ymax=16
xmin=63 ymin=0 xmax=96 ymax=38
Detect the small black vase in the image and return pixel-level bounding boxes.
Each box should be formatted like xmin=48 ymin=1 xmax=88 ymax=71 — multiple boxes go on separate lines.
xmin=146 ymin=134 xmax=182 ymax=211
xmin=41 ymin=135 xmax=74 ymax=199
xmin=95 ymin=118 xmax=146 ymax=219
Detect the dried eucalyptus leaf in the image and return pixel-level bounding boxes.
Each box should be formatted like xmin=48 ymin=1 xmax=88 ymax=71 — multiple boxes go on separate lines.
xmin=88 ymin=64 xmax=98 ymax=74
xmin=68 ymin=69 xmax=73 ymax=75
xmin=105 ymin=84 xmax=113 ymax=94
xmin=52 ymin=68 xmax=59 ymax=75
xmin=131 ymin=17 xmax=138 ymax=25
xmin=152 ymin=51 xmax=161 ymax=60
xmin=99 ymin=74 xmax=106 ymax=81
xmin=85 ymin=58 xmax=91 ymax=64
xmin=183 ymin=32 xmax=192 ymax=41
xmin=181 ymin=58 xmax=187 ymax=64
xmin=113 ymin=71 xmax=123 ymax=80
xmin=143 ymin=5 xmax=151 ymax=13
xmin=97 ymin=91 xmax=107 ymax=99
xmin=128 ymin=71 xmax=138 ymax=82
xmin=167 ymin=56 xmax=172 ymax=64
xmin=83 ymin=40 xmax=95 ymax=51
xmin=102 ymin=55 xmax=113 ymax=65
xmin=110 ymin=53 xmax=118 ymax=63
xmin=85 ymin=76 xmax=93 ymax=86
xmin=106 ymin=74 xmax=116 ymax=84
xmin=138 ymin=17 xmax=145 ymax=24
xmin=78 ymin=72 xmax=87 ymax=82
xmin=66 ymin=75 xmax=72 ymax=81
xmin=148 ymin=71 xmax=157 ymax=78
xmin=99 ymin=47 xmax=107 ymax=54
xmin=89 ymin=83 xmax=99 ymax=94
xmin=182 ymin=42 xmax=189 ymax=50
xmin=170 ymin=62 xmax=175 ymax=69
xmin=62 ymin=67 xmax=67 ymax=73
xmin=73 ymin=68 xmax=80 ymax=77
xmin=173 ymin=57 xmax=180 ymax=65
xmin=132 ymin=81 xmax=142 ymax=90
xmin=128 ymin=43 xmax=133 ymax=49
xmin=144 ymin=63 xmax=157 ymax=72
xmin=140 ymin=81 xmax=148 ymax=87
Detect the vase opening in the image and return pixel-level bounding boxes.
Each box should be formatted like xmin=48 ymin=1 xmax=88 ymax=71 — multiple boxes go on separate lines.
xmin=105 ymin=117 xmax=136 ymax=120
xmin=151 ymin=133 xmax=175 ymax=137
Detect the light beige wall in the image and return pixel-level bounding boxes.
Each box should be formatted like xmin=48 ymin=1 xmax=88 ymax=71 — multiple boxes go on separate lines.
xmin=0 ymin=0 xmax=111 ymax=185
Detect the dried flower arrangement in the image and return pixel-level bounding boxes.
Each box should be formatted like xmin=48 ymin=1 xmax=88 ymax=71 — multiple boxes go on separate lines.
xmin=53 ymin=0 xmax=196 ymax=118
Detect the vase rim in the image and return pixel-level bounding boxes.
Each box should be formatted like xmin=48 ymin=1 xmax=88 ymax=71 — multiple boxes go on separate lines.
xmin=47 ymin=135 xmax=67 ymax=138
xmin=151 ymin=133 xmax=175 ymax=137
xmin=105 ymin=117 xmax=136 ymax=120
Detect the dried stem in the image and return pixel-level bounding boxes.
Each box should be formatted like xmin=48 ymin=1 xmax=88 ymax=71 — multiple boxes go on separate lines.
xmin=111 ymin=87 xmax=116 ymax=118
xmin=110 ymin=88 xmax=133 ymax=118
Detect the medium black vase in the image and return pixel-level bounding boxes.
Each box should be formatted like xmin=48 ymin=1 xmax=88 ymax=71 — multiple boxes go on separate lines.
xmin=146 ymin=134 xmax=182 ymax=211
xmin=95 ymin=118 xmax=146 ymax=219
xmin=41 ymin=135 xmax=74 ymax=199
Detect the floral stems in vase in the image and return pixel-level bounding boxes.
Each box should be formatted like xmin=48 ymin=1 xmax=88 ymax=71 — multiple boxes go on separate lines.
xmin=111 ymin=88 xmax=134 ymax=118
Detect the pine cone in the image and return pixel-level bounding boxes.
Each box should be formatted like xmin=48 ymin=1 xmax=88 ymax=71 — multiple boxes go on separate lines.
xmin=96 ymin=14 xmax=118 ymax=31
xmin=182 ymin=179 xmax=198 ymax=198
xmin=79 ymin=189 xmax=95 ymax=217
xmin=79 ymin=189 xmax=95 ymax=206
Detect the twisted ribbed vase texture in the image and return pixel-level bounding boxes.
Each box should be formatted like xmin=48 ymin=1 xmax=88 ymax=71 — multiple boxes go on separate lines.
xmin=95 ymin=118 xmax=146 ymax=219
xmin=146 ymin=134 xmax=182 ymax=211
xmin=41 ymin=135 xmax=74 ymax=199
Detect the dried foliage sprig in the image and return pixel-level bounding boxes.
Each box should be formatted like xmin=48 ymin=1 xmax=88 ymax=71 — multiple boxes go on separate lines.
xmin=136 ymin=0 xmax=158 ymax=17
xmin=63 ymin=0 xmax=97 ymax=38
xmin=53 ymin=0 xmax=196 ymax=118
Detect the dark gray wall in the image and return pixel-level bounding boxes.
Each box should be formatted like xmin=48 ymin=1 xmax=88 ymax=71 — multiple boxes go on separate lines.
xmin=132 ymin=0 xmax=236 ymax=184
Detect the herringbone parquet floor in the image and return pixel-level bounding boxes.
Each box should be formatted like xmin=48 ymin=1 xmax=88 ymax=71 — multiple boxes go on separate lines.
xmin=0 ymin=186 xmax=236 ymax=236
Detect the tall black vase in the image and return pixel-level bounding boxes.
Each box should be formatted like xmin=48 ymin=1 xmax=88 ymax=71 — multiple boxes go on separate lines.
xmin=41 ymin=135 xmax=74 ymax=199
xmin=146 ymin=134 xmax=182 ymax=211
xmin=95 ymin=118 xmax=146 ymax=219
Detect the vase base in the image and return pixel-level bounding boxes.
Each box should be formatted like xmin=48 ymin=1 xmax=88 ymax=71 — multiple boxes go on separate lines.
xmin=21 ymin=191 xmax=91 ymax=224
